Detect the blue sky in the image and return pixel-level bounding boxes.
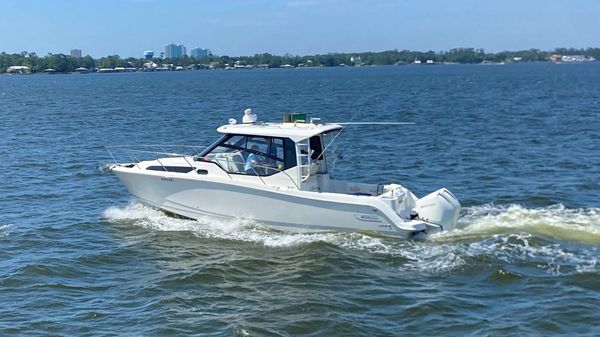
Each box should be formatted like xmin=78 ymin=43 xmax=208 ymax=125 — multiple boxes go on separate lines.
xmin=1 ymin=0 xmax=599 ymax=57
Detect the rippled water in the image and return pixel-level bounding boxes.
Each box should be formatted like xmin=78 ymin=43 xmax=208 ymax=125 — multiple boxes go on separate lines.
xmin=1 ymin=64 xmax=599 ymax=336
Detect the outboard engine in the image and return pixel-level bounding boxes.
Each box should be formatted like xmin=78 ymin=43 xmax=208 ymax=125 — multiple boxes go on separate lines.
xmin=414 ymin=188 xmax=461 ymax=231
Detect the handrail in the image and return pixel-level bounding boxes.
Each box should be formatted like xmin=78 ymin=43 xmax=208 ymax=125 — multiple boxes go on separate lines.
xmin=296 ymin=140 xmax=312 ymax=182
xmin=104 ymin=145 xmax=204 ymax=169
xmin=105 ymin=144 xmax=206 ymax=149
xmin=107 ymin=147 xmax=118 ymax=165
xmin=226 ymin=159 xmax=300 ymax=190
xmin=125 ymin=149 xmax=187 ymax=157
xmin=104 ymin=145 xmax=299 ymax=189
xmin=105 ymin=145 xmax=206 ymax=162
xmin=195 ymin=158 xmax=234 ymax=180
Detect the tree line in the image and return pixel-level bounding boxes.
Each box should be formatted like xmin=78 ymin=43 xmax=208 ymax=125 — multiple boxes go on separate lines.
xmin=1 ymin=47 xmax=599 ymax=73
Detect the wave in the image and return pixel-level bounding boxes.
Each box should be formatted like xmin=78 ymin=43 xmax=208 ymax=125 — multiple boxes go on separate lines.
xmin=102 ymin=202 xmax=600 ymax=275
xmin=102 ymin=202 xmax=600 ymax=244
xmin=102 ymin=202 xmax=344 ymax=247
xmin=438 ymin=203 xmax=600 ymax=244
xmin=0 ymin=224 xmax=12 ymax=238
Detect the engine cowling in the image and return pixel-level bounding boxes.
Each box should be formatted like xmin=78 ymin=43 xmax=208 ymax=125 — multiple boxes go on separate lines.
xmin=414 ymin=188 xmax=461 ymax=231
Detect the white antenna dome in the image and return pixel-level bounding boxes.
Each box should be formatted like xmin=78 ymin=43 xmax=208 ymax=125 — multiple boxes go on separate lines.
xmin=242 ymin=108 xmax=257 ymax=124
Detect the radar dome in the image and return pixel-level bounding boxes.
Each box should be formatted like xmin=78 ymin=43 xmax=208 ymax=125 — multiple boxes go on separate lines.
xmin=242 ymin=108 xmax=257 ymax=124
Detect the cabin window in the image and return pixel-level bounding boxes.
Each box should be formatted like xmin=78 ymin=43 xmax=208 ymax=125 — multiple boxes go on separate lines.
xmin=309 ymin=136 xmax=324 ymax=160
xmin=283 ymin=138 xmax=296 ymax=169
xmin=246 ymin=137 xmax=269 ymax=155
xmin=224 ymin=135 xmax=246 ymax=148
xmin=200 ymin=134 xmax=297 ymax=176
xmin=146 ymin=166 xmax=194 ymax=173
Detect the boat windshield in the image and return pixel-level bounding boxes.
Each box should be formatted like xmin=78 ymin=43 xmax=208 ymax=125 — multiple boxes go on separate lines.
xmin=198 ymin=134 xmax=296 ymax=176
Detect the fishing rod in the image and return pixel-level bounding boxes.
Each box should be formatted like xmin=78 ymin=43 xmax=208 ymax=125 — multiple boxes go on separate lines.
xmin=333 ymin=122 xmax=415 ymax=125
xmin=322 ymin=121 xmax=415 ymax=154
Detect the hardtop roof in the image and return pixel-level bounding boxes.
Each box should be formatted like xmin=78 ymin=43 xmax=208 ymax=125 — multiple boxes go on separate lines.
xmin=217 ymin=122 xmax=344 ymax=142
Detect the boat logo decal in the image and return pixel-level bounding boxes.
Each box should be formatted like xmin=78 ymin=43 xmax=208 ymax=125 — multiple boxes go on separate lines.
xmin=355 ymin=214 xmax=383 ymax=222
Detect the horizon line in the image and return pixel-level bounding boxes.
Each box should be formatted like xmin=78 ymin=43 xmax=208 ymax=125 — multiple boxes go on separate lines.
xmin=3 ymin=46 xmax=600 ymax=59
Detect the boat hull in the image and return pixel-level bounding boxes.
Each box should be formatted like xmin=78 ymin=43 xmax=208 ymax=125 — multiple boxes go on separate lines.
xmin=111 ymin=168 xmax=432 ymax=238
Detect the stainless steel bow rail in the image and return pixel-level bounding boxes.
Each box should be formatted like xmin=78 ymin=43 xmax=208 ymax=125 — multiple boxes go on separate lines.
xmin=104 ymin=144 xmax=205 ymax=169
xmin=103 ymin=144 xmax=301 ymax=190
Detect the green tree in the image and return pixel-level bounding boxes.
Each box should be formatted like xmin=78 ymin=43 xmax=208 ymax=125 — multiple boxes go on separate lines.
xmin=80 ymin=55 xmax=96 ymax=69
xmin=98 ymin=55 xmax=123 ymax=69
xmin=46 ymin=54 xmax=74 ymax=72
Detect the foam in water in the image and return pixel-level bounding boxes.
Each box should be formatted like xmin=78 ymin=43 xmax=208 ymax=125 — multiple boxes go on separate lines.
xmin=436 ymin=203 xmax=600 ymax=244
xmin=102 ymin=202 xmax=350 ymax=247
xmin=0 ymin=224 xmax=12 ymax=238
xmin=102 ymin=202 xmax=600 ymax=275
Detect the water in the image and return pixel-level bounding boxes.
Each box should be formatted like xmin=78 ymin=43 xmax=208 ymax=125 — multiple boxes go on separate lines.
xmin=1 ymin=63 xmax=599 ymax=336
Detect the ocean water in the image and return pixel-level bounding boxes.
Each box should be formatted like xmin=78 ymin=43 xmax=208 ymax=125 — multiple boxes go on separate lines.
xmin=1 ymin=63 xmax=599 ymax=336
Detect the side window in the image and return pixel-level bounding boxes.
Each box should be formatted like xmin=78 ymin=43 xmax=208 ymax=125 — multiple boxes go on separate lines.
xmin=204 ymin=135 xmax=244 ymax=157
xmin=309 ymin=136 xmax=323 ymax=160
xmin=201 ymin=135 xmax=298 ymax=175
xmin=283 ymin=138 xmax=297 ymax=170
xmin=201 ymin=135 xmax=248 ymax=173
xmin=244 ymin=137 xmax=295 ymax=175
xmin=270 ymin=138 xmax=283 ymax=160
xmin=242 ymin=137 xmax=277 ymax=176
xmin=224 ymin=135 xmax=246 ymax=148
xmin=246 ymin=137 xmax=269 ymax=154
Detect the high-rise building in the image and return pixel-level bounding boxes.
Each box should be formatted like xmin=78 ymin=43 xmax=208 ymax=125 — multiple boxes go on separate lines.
xmin=191 ymin=47 xmax=211 ymax=58
xmin=165 ymin=43 xmax=186 ymax=58
xmin=70 ymin=49 xmax=82 ymax=58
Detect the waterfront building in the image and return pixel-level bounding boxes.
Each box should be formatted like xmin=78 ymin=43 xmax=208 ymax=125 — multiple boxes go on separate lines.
xmin=6 ymin=66 xmax=30 ymax=74
xmin=191 ymin=47 xmax=211 ymax=58
xmin=350 ymin=56 xmax=363 ymax=66
xmin=165 ymin=43 xmax=186 ymax=58
xmin=70 ymin=49 xmax=82 ymax=58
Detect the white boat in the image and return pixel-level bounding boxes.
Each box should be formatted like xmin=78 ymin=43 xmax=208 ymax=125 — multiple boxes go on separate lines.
xmin=105 ymin=109 xmax=461 ymax=238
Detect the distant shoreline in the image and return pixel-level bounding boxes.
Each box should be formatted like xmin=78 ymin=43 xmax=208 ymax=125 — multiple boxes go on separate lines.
xmin=3 ymin=61 xmax=599 ymax=77
xmin=1 ymin=47 xmax=598 ymax=74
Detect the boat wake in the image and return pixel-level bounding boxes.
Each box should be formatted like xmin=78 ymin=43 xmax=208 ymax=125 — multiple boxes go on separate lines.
xmin=103 ymin=202 xmax=346 ymax=247
xmin=102 ymin=202 xmax=600 ymax=275
xmin=441 ymin=203 xmax=600 ymax=244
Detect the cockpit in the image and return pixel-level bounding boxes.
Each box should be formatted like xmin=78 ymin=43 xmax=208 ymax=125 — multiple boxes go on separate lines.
xmin=197 ymin=134 xmax=298 ymax=176
xmin=197 ymin=132 xmax=329 ymax=182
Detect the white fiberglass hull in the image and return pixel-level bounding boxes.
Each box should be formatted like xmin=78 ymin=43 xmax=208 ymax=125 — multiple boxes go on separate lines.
xmin=110 ymin=167 xmax=443 ymax=238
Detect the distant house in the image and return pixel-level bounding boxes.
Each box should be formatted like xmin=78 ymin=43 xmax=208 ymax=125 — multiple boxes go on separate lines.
xmin=350 ymin=56 xmax=363 ymax=66
xmin=549 ymin=54 xmax=595 ymax=63
xmin=561 ymin=55 xmax=587 ymax=62
xmin=143 ymin=61 xmax=158 ymax=71
xmin=550 ymin=54 xmax=562 ymax=63
xmin=6 ymin=66 xmax=30 ymax=74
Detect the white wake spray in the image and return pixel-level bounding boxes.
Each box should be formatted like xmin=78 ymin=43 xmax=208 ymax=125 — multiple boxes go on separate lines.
xmin=102 ymin=202 xmax=600 ymax=274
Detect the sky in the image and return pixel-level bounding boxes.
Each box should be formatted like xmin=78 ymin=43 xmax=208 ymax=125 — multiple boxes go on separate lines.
xmin=1 ymin=0 xmax=599 ymax=58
